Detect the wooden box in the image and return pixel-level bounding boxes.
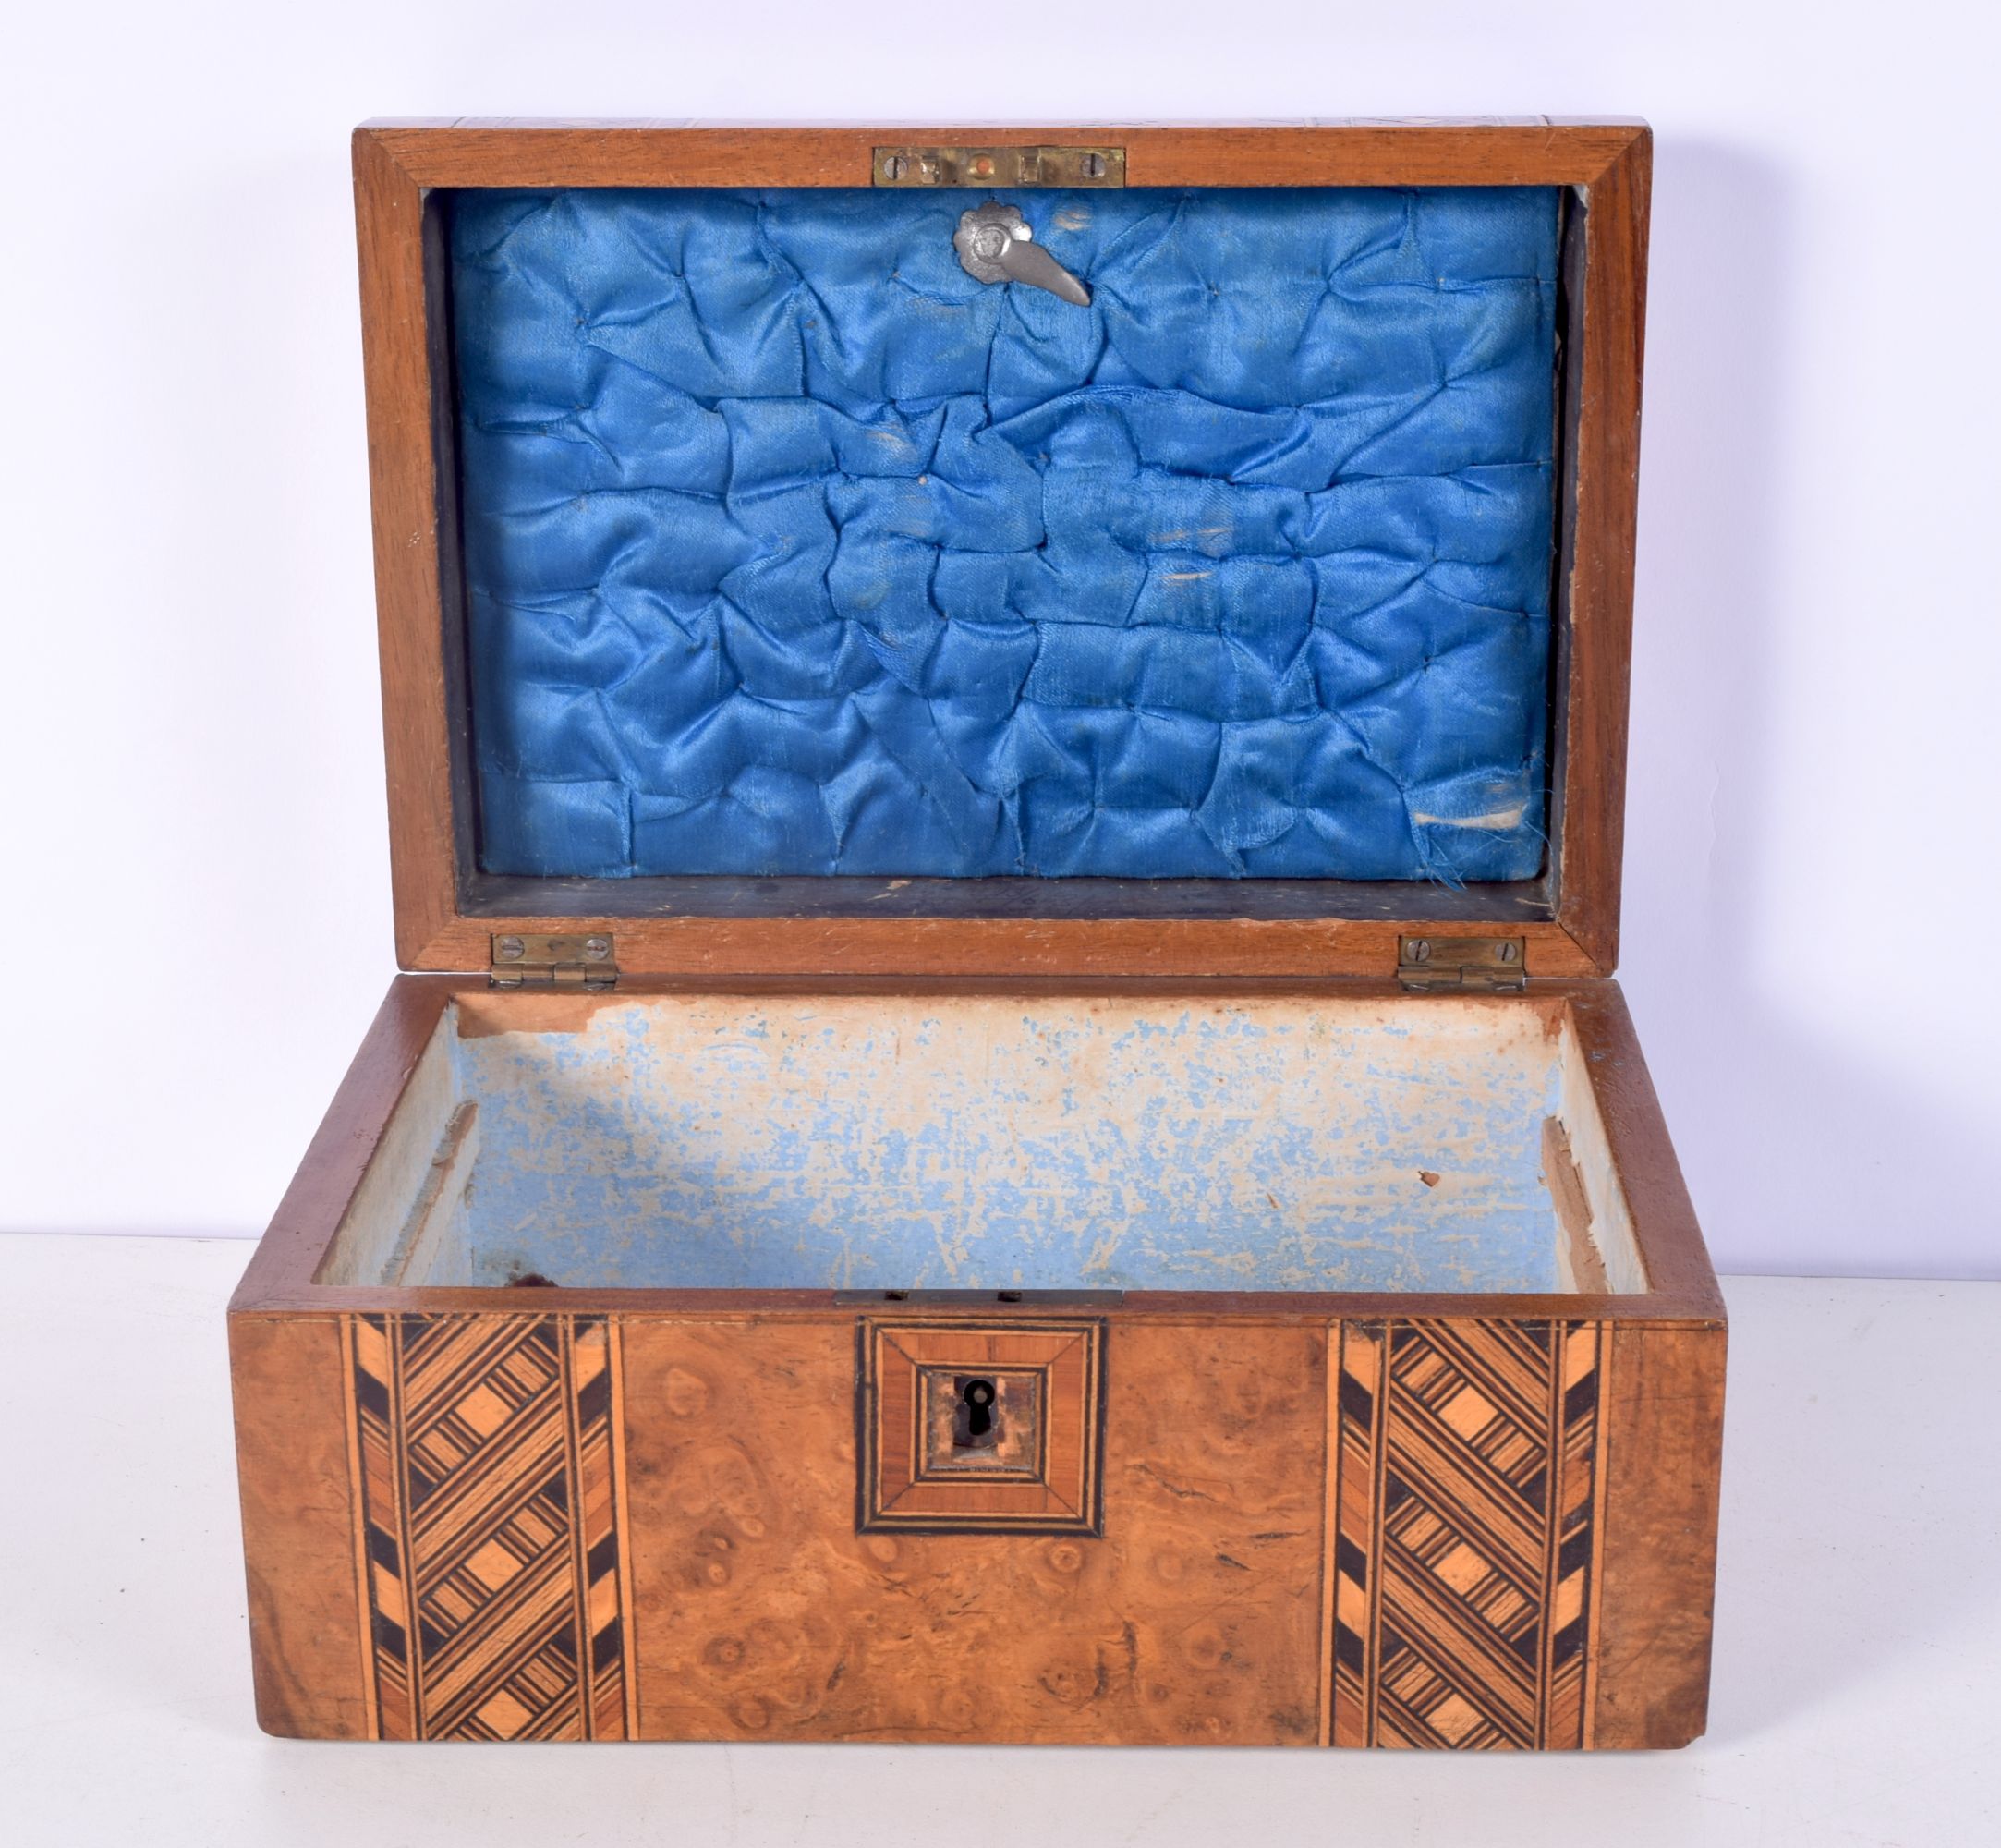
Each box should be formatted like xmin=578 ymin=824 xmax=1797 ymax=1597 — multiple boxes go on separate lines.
xmin=230 ymin=119 xmax=1724 ymax=1749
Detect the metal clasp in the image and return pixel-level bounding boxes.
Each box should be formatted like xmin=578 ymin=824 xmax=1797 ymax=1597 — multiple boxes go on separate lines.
xmin=953 ymin=201 xmax=1091 ymax=305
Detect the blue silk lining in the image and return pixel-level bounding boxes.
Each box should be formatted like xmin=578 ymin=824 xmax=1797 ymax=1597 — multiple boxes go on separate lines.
xmin=450 ymin=186 xmax=1559 ymax=881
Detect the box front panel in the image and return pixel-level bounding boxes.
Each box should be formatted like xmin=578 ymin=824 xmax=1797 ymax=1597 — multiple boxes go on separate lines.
xmin=624 ymin=1317 xmax=1324 ymax=1744
xmin=234 ymin=1303 xmax=1716 ymax=1747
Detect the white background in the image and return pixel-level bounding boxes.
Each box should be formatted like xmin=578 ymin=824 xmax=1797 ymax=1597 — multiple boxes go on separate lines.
xmin=2 ymin=1 xmax=1996 ymax=1274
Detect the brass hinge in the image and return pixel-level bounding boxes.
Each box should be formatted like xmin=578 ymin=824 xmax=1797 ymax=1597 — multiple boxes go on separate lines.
xmin=873 ymin=145 xmax=1126 ymax=188
xmin=489 ymin=933 xmax=618 ymax=989
xmin=1397 ymin=935 xmax=1527 ymax=993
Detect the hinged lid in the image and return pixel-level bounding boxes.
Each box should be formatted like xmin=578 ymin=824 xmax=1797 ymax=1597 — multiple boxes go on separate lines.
xmin=352 ymin=119 xmax=1649 ymax=982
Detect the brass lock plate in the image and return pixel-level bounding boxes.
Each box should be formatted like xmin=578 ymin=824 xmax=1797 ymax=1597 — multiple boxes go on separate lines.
xmin=873 ymin=145 xmax=1126 ymax=188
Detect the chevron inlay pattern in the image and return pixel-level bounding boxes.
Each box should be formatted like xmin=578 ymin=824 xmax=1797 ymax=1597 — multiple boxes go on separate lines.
xmin=1328 ymin=1319 xmax=1607 ymax=1750
xmin=346 ymin=1314 xmax=634 ymax=1740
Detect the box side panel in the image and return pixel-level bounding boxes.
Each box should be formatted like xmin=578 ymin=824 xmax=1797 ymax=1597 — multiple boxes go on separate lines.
xmin=1592 ymin=1321 xmax=1727 ymax=1746
xmin=228 ymin=1313 xmax=370 ymax=1738
xmin=620 ymin=1319 xmax=1328 ymax=1745
xmin=1555 ymin=1020 xmax=1645 ymax=1291
xmin=313 ymin=1014 xmax=463 ymax=1285
xmin=1565 ymin=981 xmax=1721 ymax=1315
xmin=233 ymin=976 xmax=457 ymax=1312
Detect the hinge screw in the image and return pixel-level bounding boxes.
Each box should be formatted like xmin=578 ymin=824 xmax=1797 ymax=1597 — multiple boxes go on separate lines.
xmin=582 ymin=937 xmax=612 ymax=962
xmin=1406 ymin=939 xmax=1432 ymax=964
xmin=495 ymin=936 xmax=525 ymax=961
xmin=1498 ymin=942 xmax=1520 ymax=964
xmin=1079 ymin=152 xmax=1106 ymax=179
xmin=881 ymin=153 xmax=906 ymax=180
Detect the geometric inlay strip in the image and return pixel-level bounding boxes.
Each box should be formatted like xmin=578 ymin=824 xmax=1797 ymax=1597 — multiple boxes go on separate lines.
xmin=344 ymin=1313 xmax=635 ymax=1740
xmin=1328 ymin=1319 xmax=1607 ymax=1749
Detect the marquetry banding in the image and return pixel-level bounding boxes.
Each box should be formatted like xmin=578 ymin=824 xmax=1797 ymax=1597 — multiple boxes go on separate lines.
xmin=346 ymin=1312 xmax=636 ymax=1740
xmin=1328 ymin=1319 xmax=1608 ymax=1750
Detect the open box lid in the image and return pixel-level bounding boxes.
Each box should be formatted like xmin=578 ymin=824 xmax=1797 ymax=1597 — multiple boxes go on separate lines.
xmin=353 ymin=119 xmax=1648 ymax=985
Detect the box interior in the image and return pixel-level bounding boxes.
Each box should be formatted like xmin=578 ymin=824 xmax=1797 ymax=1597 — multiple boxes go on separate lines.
xmin=318 ymin=991 xmax=1643 ymax=1295
xmin=448 ymin=185 xmax=1563 ymax=888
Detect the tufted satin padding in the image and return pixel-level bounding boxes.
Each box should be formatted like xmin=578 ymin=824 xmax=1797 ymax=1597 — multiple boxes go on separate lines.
xmin=451 ymin=186 xmax=1559 ymax=880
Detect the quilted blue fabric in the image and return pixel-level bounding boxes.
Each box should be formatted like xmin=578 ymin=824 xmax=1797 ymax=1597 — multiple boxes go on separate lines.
xmin=451 ymin=186 xmax=1558 ymax=880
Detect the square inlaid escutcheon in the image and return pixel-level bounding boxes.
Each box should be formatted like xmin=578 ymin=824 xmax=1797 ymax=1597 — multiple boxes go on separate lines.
xmin=858 ymin=1322 xmax=1105 ymax=1534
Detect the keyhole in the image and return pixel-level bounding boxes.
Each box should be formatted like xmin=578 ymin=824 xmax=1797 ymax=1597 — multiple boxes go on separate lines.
xmin=958 ymin=1377 xmax=998 ymax=1447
